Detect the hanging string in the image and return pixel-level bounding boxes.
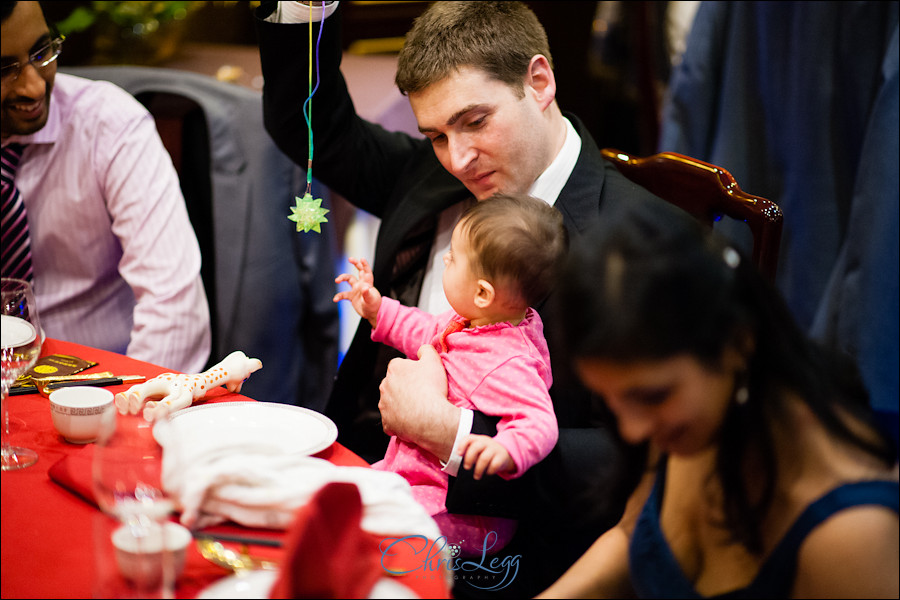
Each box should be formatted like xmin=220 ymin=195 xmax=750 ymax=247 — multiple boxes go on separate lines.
xmin=303 ymin=1 xmax=326 ymax=196
xmin=288 ymin=2 xmax=330 ymax=234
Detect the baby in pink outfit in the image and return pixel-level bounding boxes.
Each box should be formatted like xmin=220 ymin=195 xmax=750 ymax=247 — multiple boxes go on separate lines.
xmin=334 ymin=194 xmax=564 ymax=556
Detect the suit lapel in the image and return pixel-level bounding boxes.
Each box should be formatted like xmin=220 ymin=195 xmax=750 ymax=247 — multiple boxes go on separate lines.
xmin=372 ymin=158 xmax=470 ymax=292
xmin=555 ymin=113 xmax=607 ymax=235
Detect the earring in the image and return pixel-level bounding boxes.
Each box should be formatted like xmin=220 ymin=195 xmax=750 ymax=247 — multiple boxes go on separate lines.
xmin=733 ymin=369 xmax=750 ymax=406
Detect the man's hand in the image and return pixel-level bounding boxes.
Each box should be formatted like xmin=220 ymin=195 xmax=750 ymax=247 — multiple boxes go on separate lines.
xmin=378 ymin=344 xmax=459 ymax=462
xmin=458 ymin=434 xmax=515 ymax=480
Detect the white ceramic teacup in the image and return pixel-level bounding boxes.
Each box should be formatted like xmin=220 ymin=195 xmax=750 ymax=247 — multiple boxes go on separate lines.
xmin=48 ymin=386 xmax=115 ymax=444
xmin=112 ymin=521 xmax=191 ymax=585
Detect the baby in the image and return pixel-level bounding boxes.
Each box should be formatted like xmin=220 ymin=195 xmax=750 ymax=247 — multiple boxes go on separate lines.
xmin=334 ymin=193 xmax=565 ymax=555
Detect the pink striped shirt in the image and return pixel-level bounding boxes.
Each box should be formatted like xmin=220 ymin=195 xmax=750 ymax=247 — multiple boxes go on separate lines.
xmin=370 ymin=297 xmax=559 ymax=516
xmin=3 ymin=73 xmax=210 ymax=372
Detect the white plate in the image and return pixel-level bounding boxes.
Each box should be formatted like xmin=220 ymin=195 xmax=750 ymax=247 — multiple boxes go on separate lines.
xmin=156 ymin=402 xmax=337 ymax=457
xmin=0 ymin=315 xmax=37 ymax=347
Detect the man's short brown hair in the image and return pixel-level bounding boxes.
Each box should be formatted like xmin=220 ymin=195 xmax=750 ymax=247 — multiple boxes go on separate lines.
xmin=395 ymin=1 xmax=552 ymax=97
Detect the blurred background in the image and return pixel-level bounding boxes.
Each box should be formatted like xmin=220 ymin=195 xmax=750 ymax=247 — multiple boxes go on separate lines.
xmin=40 ymin=0 xmax=701 ymax=368
xmin=36 ymin=1 xmax=898 ymax=439
xmin=40 ymin=0 xmax=697 ymax=157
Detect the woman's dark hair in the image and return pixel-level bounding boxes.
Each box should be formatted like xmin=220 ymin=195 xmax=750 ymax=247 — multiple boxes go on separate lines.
xmin=555 ymin=198 xmax=895 ymax=553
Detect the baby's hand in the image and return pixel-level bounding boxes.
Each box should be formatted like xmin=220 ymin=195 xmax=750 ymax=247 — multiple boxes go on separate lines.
xmin=458 ymin=434 xmax=514 ymax=480
xmin=333 ymin=257 xmax=382 ymax=326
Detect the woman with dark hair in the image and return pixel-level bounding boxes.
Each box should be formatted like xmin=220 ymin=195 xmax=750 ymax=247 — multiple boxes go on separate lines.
xmin=539 ymin=200 xmax=898 ymax=598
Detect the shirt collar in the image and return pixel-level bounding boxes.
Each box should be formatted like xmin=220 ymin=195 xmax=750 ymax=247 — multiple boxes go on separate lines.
xmin=528 ymin=117 xmax=582 ymax=206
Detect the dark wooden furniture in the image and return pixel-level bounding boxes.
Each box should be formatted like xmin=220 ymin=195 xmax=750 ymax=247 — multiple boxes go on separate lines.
xmin=602 ymin=148 xmax=784 ymax=280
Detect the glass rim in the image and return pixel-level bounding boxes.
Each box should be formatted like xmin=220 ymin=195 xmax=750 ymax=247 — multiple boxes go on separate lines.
xmin=0 ymin=277 xmax=35 ymax=290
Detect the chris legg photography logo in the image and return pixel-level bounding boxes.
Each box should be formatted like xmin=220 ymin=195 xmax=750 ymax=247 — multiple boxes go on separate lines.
xmin=379 ymin=531 xmax=521 ymax=591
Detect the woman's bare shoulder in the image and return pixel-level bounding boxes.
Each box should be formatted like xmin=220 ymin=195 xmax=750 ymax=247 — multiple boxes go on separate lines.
xmin=792 ymin=497 xmax=899 ymax=598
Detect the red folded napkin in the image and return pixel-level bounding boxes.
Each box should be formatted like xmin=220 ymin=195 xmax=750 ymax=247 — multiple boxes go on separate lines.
xmin=48 ymin=446 xmax=99 ymax=508
xmin=269 ymin=482 xmax=382 ymax=599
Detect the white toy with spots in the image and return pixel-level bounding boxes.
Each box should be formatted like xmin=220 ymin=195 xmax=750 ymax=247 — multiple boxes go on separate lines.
xmin=115 ymin=351 xmax=263 ymax=421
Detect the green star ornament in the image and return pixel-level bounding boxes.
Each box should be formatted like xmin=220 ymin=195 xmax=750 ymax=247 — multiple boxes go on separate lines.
xmin=288 ymin=193 xmax=330 ymax=233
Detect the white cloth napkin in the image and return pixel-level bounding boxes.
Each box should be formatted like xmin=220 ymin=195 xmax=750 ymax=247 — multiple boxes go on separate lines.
xmin=160 ymin=438 xmax=441 ymax=540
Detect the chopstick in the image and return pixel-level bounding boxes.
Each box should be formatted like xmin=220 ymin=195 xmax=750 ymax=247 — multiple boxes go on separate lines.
xmin=9 ymin=375 xmax=146 ymax=396
xmin=42 ymin=376 xmax=146 ymax=392
xmin=192 ymin=531 xmax=284 ymax=548
xmin=9 ymin=385 xmax=41 ymax=396
xmin=9 ymin=373 xmax=145 ymax=396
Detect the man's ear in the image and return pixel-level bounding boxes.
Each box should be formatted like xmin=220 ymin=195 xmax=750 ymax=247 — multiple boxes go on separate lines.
xmin=526 ymin=54 xmax=556 ymax=111
xmin=474 ymin=279 xmax=495 ymax=309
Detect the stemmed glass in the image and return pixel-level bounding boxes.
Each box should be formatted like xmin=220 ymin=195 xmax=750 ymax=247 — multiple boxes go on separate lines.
xmin=92 ymin=411 xmax=172 ymax=519
xmin=1 ymin=277 xmax=42 ymax=471
xmin=92 ymin=409 xmax=178 ymax=598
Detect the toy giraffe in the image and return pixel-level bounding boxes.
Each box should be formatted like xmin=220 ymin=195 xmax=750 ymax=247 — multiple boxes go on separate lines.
xmin=115 ymin=350 xmax=262 ymax=421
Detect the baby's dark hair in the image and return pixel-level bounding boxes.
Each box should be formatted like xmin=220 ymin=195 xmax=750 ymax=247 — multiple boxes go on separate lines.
xmin=458 ymin=193 xmax=567 ymax=308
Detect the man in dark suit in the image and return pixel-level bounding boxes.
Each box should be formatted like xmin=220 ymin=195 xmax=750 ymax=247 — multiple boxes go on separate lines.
xmin=256 ymin=2 xmax=662 ymax=595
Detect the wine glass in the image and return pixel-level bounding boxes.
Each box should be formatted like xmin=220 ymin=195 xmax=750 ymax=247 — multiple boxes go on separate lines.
xmin=93 ymin=411 xmax=174 ymax=518
xmin=1 ymin=277 xmax=42 ymax=471
xmin=92 ymin=410 xmax=178 ymax=598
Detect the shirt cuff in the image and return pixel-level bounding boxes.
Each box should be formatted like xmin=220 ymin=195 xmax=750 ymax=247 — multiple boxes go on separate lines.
xmin=440 ymin=407 xmax=474 ymax=477
xmin=268 ymin=1 xmax=339 ymax=23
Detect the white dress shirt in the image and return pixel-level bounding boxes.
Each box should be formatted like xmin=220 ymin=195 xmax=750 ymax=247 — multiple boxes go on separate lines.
xmin=4 ymin=73 xmax=210 ymax=372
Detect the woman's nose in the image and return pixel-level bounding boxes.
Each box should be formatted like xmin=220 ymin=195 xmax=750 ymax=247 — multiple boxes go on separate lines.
xmin=617 ymin=413 xmax=655 ymax=445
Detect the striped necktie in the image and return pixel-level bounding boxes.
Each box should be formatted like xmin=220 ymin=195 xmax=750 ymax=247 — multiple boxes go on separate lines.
xmin=1 ymin=143 xmax=34 ymax=284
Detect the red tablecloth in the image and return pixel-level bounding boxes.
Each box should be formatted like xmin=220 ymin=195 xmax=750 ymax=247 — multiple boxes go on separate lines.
xmin=1 ymin=339 xmax=449 ymax=599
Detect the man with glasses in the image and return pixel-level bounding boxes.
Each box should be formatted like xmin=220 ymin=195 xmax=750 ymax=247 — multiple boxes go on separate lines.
xmin=1 ymin=1 xmax=211 ymax=373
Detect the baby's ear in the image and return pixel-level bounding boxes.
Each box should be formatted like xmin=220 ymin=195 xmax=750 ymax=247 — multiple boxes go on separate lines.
xmin=474 ymin=279 xmax=495 ymax=308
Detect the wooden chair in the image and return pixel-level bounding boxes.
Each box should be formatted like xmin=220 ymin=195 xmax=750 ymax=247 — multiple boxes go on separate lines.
xmin=601 ymin=148 xmax=784 ymax=280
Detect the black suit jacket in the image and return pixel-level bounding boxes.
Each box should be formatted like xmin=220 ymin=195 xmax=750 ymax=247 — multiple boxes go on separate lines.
xmin=256 ymin=4 xmax=657 ymax=595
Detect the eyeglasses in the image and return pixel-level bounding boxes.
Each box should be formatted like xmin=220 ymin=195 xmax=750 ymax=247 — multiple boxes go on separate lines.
xmin=1 ymin=36 xmax=65 ymax=85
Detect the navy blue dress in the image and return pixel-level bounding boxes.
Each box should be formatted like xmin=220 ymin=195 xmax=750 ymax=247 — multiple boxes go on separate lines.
xmin=629 ymin=459 xmax=899 ymax=598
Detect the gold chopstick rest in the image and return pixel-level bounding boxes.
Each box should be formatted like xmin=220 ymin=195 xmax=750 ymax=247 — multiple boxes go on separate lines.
xmin=9 ymin=372 xmax=115 ymax=395
xmin=30 ymin=372 xmax=116 ymax=383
